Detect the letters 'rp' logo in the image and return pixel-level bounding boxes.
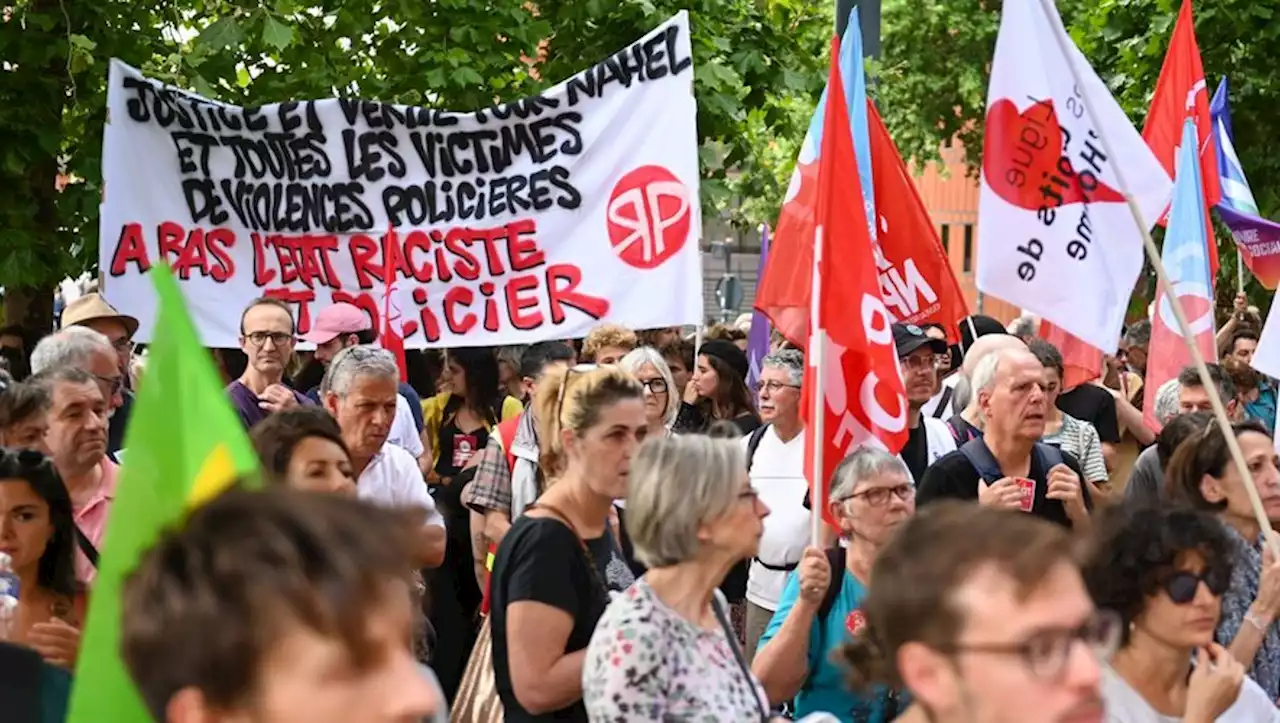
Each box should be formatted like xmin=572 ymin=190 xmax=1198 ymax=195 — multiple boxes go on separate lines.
xmin=606 ymin=165 xmax=692 ymax=270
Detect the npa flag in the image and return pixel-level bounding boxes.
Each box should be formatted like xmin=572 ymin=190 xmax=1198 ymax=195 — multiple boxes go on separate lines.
xmin=1142 ymin=0 xmax=1221 ymax=275
xmin=867 ymin=102 xmax=969 ymax=341
xmin=803 ymin=35 xmax=909 ymax=525
xmin=1211 ymin=78 xmax=1280 ymax=289
xmin=756 ymin=8 xmax=874 ymax=347
xmin=746 ymin=224 xmax=772 ymax=389
xmin=757 ymin=8 xmax=967 ymax=347
xmin=1144 ymin=119 xmax=1218 ymax=430
xmin=977 ymin=0 xmax=1171 ymax=352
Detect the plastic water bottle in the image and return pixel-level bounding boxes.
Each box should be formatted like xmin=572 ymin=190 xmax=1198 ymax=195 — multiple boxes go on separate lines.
xmin=0 ymin=552 xmax=19 ymax=640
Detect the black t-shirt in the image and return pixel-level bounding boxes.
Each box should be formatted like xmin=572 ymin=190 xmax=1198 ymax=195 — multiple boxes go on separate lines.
xmin=490 ymin=516 xmax=610 ymax=722
xmin=916 ymin=446 xmax=1092 ymax=528
xmin=1057 ymin=385 xmax=1120 ymax=443
xmin=901 ymin=423 xmax=929 ymax=482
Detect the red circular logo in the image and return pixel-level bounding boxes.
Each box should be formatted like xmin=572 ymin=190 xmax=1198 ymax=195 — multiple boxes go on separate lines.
xmin=606 ymin=165 xmax=692 ymax=270
xmin=846 ymin=609 xmax=867 ymax=638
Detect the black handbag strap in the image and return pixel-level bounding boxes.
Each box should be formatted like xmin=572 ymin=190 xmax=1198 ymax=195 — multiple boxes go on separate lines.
xmin=74 ymin=525 xmax=99 ymax=568
xmin=711 ymin=593 xmax=768 ymax=723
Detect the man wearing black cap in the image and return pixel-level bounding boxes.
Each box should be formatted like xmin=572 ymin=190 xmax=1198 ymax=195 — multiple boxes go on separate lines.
xmin=894 ymin=324 xmax=959 ymax=482
xmin=922 ymin=315 xmax=1008 ymax=421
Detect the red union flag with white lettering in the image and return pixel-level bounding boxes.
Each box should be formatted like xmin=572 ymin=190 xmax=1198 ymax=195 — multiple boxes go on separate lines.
xmin=803 ymin=36 xmax=908 ymax=525
xmin=977 ymin=0 xmax=1171 ymax=352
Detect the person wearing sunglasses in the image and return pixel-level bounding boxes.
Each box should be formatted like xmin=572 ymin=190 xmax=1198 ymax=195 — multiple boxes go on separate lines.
xmin=488 ymin=365 xmax=648 ymax=721
xmin=840 ymin=501 xmax=1114 ymax=723
xmin=753 ymin=448 xmax=916 ymax=722
xmin=1168 ymin=419 xmax=1280 ymax=702
xmin=1082 ymin=504 xmax=1280 ymax=721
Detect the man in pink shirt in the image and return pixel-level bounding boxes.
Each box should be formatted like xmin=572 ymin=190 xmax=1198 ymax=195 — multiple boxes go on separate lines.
xmin=37 ymin=366 xmax=115 ymax=583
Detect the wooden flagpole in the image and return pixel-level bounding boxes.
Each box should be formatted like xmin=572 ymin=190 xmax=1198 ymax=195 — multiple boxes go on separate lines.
xmin=1036 ymin=0 xmax=1278 ymax=557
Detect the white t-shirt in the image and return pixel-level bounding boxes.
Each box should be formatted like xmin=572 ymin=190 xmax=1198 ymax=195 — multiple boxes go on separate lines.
xmin=357 ymin=443 xmax=446 ymax=529
xmin=740 ymin=426 xmax=808 ymax=611
xmin=387 ymin=394 xmax=424 ymax=459
xmin=1101 ymin=664 xmax=1280 ymax=722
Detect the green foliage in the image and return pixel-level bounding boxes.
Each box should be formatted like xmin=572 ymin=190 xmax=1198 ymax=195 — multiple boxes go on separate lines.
xmin=1 ymin=0 xmax=831 ymax=299
xmin=874 ymin=0 xmax=1279 ymax=311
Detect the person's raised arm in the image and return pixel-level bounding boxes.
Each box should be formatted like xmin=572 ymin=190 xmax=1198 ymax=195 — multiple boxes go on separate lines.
xmin=753 ymin=550 xmax=826 ymax=705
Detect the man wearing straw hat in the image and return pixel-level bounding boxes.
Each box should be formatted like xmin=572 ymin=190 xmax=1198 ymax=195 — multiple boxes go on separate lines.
xmin=59 ymin=293 xmax=138 ymax=457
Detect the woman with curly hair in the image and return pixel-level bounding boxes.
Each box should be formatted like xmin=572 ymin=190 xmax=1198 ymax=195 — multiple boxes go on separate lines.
xmin=1082 ymin=504 xmax=1280 ymax=720
xmin=1167 ymin=419 xmax=1280 ymax=701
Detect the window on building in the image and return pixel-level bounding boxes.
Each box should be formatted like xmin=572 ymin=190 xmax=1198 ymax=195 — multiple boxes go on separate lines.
xmin=940 ymin=225 xmax=950 ymax=253
xmin=963 ymin=224 xmax=974 ymax=273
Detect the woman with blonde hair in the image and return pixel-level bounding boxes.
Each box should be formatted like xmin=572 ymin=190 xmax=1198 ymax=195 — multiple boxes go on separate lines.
xmin=617 ymin=347 xmax=678 ymax=438
xmin=488 ymin=364 xmax=649 ymax=721
xmin=583 ymin=435 xmax=771 ymax=719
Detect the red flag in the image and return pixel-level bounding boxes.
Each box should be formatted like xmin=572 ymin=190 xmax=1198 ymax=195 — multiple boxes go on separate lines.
xmin=867 ymin=102 xmax=969 ymax=341
xmin=381 ymin=226 xmax=409 ymax=382
xmin=1038 ymin=319 xmax=1102 ymax=390
xmin=803 ymin=36 xmax=910 ymax=526
xmin=1142 ymin=0 xmax=1221 ymax=274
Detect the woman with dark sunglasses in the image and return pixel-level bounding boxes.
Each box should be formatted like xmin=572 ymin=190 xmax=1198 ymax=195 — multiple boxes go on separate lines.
xmin=1167 ymin=419 xmax=1280 ymax=702
xmin=1083 ymin=504 xmax=1280 ymax=721
xmin=0 ymin=449 xmax=84 ymax=670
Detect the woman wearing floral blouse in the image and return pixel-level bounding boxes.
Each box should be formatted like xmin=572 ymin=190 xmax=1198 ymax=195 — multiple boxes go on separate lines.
xmin=1168 ymin=419 xmax=1280 ymax=701
xmin=582 ymin=435 xmax=772 ymax=721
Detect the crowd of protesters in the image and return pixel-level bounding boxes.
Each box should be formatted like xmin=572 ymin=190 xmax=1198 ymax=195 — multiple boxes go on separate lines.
xmin=4 ymin=287 xmax=1280 ymax=722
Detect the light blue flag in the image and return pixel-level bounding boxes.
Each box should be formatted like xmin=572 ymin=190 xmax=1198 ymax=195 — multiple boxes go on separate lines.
xmin=799 ymin=8 xmax=874 ymax=236
xmin=1162 ymin=119 xmax=1214 ymax=324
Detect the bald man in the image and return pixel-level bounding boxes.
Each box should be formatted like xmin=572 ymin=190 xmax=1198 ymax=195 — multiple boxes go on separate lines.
xmin=945 ymin=334 xmax=1029 ymax=444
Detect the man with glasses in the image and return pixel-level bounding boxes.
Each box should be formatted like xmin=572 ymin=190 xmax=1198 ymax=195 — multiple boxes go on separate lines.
xmin=227 ymin=297 xmax=311 ymax=429
xmin=59 ymin=293 xmax=138 ymax=458
xmin=919 ymin=347 xmax=1092 ymax=529
xmin=737 ymin=349 xmax=807 ymax=662
xmin=894 ymin=324 xmax=958 ymax=483
xmin=841 ymin=502 xmax=1114 ymax=723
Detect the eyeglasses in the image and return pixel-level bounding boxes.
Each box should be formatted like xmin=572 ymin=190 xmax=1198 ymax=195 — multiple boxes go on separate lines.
xmin=109 ymin=336 xmax=134 ymax=353
xmin=554 ymin=364 xmax=599 ymax=426
xmin=244 ymin=331 xmax=294 ymax=348
xmin=94 ymin=373 xmax=124 ymax=396
xmin=760 ymin=380 xmax=800 ymax=394
xmin=737 ymin=488 xmax=761 ymax=505
xmin=640 ymin=378 xmax=668 ymax=395
xmin=1161 ymin=568 xmax=1231 ymax=604
xmin=900 ymin=354 xmax=941 ymax=371
xmin=844 ymin=483 xmax=915 ymax=507
xmin=938 ymin=609 xmax=1122 ymax=681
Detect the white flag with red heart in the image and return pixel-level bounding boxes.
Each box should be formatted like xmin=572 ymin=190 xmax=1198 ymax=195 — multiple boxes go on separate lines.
xmin=977 ymin=0 xmax=1171 ymax=352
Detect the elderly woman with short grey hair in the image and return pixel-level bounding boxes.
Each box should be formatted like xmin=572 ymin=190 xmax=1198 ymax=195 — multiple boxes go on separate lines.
xmin=753 ymin=447 xmax=916 ymax=722
xmin=618 ymin=346 xmax=678 ymax=437
xmin=583 ymin=435 xmax=772 ymax=720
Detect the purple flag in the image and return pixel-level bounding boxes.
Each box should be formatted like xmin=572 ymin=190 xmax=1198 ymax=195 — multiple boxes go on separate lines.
xmin=747 ymin=224 xmax=771 ymax=389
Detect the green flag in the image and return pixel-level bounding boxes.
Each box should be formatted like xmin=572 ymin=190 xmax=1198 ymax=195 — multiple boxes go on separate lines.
xmin=67 ymin=265 xmax=261 ymax=722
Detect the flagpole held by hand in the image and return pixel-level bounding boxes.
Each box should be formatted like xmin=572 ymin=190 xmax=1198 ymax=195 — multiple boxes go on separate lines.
xmin=1035 ymin=0 xmax=1277 ymax=559
xmin=809 ymin=226 xmax=827 ymax=548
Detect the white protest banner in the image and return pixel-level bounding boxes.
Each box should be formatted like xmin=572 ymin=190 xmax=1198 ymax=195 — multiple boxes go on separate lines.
xmin=976 ymin=0 xmax=1171 ymax=352
xmin=100 ymin=12 xmax=702 ymax=348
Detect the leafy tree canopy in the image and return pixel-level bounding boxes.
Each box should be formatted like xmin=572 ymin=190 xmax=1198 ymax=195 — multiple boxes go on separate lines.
xmin=1 ymin=0 xmax=831 ymax=328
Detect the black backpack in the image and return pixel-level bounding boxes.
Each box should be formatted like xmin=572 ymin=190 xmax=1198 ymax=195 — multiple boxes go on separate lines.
xmin=745 ymin=423 xmax=771 ymax=472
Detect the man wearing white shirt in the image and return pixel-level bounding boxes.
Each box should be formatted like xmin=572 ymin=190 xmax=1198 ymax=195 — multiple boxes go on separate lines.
xmin=322 ymin=345 xmax=446 ymax=568
xmin=303 ymin=302 xmax=427 ymax=466
xmin=741 ymin=349 xmax=807 ymax=662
